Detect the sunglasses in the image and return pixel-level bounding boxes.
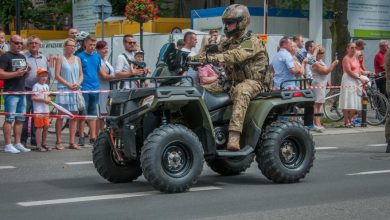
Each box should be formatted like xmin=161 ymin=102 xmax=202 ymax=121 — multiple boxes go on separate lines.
xmin=127 ymin=41 xmax=136 ymax=45
xmin=12 ymin=41 xmax=23 ymax=45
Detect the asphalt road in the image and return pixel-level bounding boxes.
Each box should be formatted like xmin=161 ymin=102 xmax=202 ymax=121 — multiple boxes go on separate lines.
xmin=0 ymin=131 xmax=389 ymax=220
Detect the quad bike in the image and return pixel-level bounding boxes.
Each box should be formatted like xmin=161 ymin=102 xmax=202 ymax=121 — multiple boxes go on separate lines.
xmin=92 ymin=44 xmax=316 ymax=193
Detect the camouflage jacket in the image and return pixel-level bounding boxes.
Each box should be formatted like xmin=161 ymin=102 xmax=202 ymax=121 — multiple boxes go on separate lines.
xmin=206 ymin=32 xmax=269 ymax=84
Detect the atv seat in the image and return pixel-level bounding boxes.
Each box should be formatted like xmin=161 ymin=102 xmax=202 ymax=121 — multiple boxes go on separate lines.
xmin=199 ymin=87 xmax=232 ymax=111
xmin=254 ymin=90 xmax=282 ymax=99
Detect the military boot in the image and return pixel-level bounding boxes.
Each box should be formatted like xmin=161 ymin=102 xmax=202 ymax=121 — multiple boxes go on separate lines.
xmin=386 ymin=142 xmax=390 ymax=153
xmin=227 ymin=131 xmax=240 ymax=151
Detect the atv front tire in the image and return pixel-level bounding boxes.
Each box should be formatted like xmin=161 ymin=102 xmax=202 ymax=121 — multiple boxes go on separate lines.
xmin=141 ymin=124 xmax=204 ymax=193
xmin=93 ymin=132 xmax=142 ymax=183
xmin=256 ymin=120 xmax=315 ymax=183
xmin=206 ymin=154 xmax=255 ymax=176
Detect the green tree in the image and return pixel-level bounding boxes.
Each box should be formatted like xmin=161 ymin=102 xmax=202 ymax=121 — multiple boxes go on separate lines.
xmin=0 ymin=0 xmax=34 ymax=34
xmin=29 ymin=0 xmax=72 ymax=30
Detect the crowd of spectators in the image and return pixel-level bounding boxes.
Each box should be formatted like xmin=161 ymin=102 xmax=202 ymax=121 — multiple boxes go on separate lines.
xmin=270 ymin=36 xmax=389 ymax=131
xmin=0 ymin=28 xmax=388 ymax=153
xmin=0 ymin=29 xmax=149 ymax=154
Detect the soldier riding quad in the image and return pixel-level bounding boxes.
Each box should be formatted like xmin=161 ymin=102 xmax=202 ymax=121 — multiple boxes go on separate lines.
xmin=92 ymin=44 xmax=316 ymax=193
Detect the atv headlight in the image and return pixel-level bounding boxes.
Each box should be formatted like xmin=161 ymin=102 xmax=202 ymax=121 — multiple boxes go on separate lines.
xmin=141 ymin=95 xmax=154 ymax=107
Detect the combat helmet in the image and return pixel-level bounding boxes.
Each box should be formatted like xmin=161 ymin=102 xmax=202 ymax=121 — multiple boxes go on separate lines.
xmin=222 ymin=4 xmax=250 ymax=38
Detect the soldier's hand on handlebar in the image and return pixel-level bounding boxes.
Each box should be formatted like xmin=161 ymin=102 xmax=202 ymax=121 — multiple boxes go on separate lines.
xmin=190 ymin=54 xmax=206 ymax=64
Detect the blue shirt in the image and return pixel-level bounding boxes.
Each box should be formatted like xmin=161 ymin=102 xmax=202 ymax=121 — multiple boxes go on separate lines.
xmin=271 ymin=48 xmax=296 ymax=88
xmin=77 ymin=51 xmax=101 ymax=90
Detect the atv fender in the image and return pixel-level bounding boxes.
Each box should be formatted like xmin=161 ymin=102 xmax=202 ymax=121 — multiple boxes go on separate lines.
xmin=245 ymin=97 xmax=315 ymax=130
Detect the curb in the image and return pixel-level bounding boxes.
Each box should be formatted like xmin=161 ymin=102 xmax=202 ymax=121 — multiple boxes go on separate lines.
xmin=311 ymin=126 xmax=384 ymax=136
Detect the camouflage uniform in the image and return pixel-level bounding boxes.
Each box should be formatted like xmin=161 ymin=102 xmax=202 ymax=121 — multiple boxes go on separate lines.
xmin=192 ymin=4 xmax=272 ymax=150
xmin=202 ymin=35 xmax=272 ymax=133
xmin=384 ymin=50 xmax=390 ymax=152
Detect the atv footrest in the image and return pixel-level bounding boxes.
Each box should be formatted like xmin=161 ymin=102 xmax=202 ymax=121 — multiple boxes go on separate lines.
xmin=216 ymin=145 xmax=254 ymax=157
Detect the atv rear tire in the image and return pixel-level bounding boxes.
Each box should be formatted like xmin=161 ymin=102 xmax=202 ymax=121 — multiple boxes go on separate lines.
xmin=256 ymin=120 xmax=315 ymax=183
xmin=93 ymin=132 xmax=142 ymax=183
xmin=141 ymin=124 xmax=204 ymax=193
xmin=206 ymin=154 xmax=255 ymax=176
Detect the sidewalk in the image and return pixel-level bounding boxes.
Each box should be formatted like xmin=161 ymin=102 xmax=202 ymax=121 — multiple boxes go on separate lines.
xmin=311 ymin=125 xmax=384 ymax=136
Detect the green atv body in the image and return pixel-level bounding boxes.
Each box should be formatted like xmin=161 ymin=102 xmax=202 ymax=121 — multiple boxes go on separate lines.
xmin=93 ymin=76 xmax=316 ymax=193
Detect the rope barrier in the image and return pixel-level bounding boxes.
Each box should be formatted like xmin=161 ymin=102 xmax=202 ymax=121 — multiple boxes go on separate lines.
xmin=0 ymin=112 xmax=102 ymax=120
xmin=0 ymin=90 xmax=111 ymax=96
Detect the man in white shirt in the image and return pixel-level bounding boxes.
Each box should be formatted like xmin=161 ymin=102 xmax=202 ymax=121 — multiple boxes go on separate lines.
xmin=115 ymin=34 xmax=144 ymax=88
xmin=181 ymin=31 xmax=198 ymax=85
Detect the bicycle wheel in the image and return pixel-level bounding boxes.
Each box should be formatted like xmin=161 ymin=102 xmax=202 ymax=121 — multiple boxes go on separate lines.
xmin=366 ymin=91 xmax=389 ymax=126
xmin=323 ymin=88 xmax=344 ymax=122
xmin=48 ymin=103 xmax=69 ymax=134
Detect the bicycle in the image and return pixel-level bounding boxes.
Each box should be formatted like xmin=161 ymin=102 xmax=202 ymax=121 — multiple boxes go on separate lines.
xmin=47 ymin=94 xmax=69 ymax=134
xmin=323 ymin=72 xmax=389 ymax=126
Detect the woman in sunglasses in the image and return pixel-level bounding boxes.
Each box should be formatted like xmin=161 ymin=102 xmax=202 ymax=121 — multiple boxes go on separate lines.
xmin=339 ymin=43 xmax=370 ymax=128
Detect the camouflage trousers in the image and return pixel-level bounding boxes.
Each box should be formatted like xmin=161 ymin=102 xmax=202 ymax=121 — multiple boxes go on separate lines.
xmin=204 ymin=79 xmax=262 ymax=133
xmin=386 ymin=92 xmax=390 ymax=142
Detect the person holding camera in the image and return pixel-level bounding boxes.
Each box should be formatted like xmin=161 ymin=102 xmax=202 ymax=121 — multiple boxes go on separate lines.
xmin=0 ymin=35 xmax=31 ymax=153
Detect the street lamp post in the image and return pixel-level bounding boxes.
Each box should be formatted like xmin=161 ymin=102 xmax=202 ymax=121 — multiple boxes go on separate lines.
xmin=16 ymin=0 xmax=21 ymax=34
xmin=94 ymin=0 xmax=112 ymax=41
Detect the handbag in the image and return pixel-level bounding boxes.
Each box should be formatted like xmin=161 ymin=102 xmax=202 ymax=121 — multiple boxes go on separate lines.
xmin=77 ymin=90 xmax=85 ymax=112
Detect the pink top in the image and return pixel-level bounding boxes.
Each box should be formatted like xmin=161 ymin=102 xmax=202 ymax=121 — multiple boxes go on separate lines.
xmin=342 ymin=55 xmax=360 ymax=73
xmin=198 ymin=64 xmax=218 ymax=78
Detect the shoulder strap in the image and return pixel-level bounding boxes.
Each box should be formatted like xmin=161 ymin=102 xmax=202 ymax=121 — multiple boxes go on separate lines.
xmin=104 ymin=61 xmax=112 ymax=75
xmin=122 ymin=53 xmax=134 ymax=65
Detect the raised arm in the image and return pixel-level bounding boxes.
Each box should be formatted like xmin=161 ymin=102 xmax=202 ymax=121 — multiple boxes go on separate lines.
xmin=312 ymin=60 xmax=338 ymax=75
xmin=207 ymin=37 xmax=265 ymax=64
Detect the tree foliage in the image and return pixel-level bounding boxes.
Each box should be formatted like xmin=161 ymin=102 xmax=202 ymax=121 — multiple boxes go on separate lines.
xmin=0 ymin=0 xmax=34 ymax=34
xmin=0 ymin=0 xmax=72 ymax=33
xmin=29 ymin=0 xmax=72 ymax=30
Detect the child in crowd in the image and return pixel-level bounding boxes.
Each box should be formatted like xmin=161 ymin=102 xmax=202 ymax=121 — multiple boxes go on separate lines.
xmin=31 ymin=68 xmax=51 ymax=152
xmin=130 ymin=51 xmax=150 ymax=87
xmin=0 ymin=31 xmax=9 ymax=55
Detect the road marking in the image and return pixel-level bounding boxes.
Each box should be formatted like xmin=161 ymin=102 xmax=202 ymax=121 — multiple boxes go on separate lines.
xmin=367 ymin=144 xmax=387 ymax=147
xmin=65 ymin=161 xmax=93 ymax=165
xmin=0 ymin=166 xmax=16 ymax=169
xmin=17 ymin=186 xmax=222 ymax=207
xmin=347 ymin=169 xmax=390 ymax=176
xmin=316 ymin=147 xmax=338 ymax=150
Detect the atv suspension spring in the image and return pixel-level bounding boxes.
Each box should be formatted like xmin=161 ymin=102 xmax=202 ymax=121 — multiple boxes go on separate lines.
xmin=161 ymin=110 xmax=169 ymax=125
